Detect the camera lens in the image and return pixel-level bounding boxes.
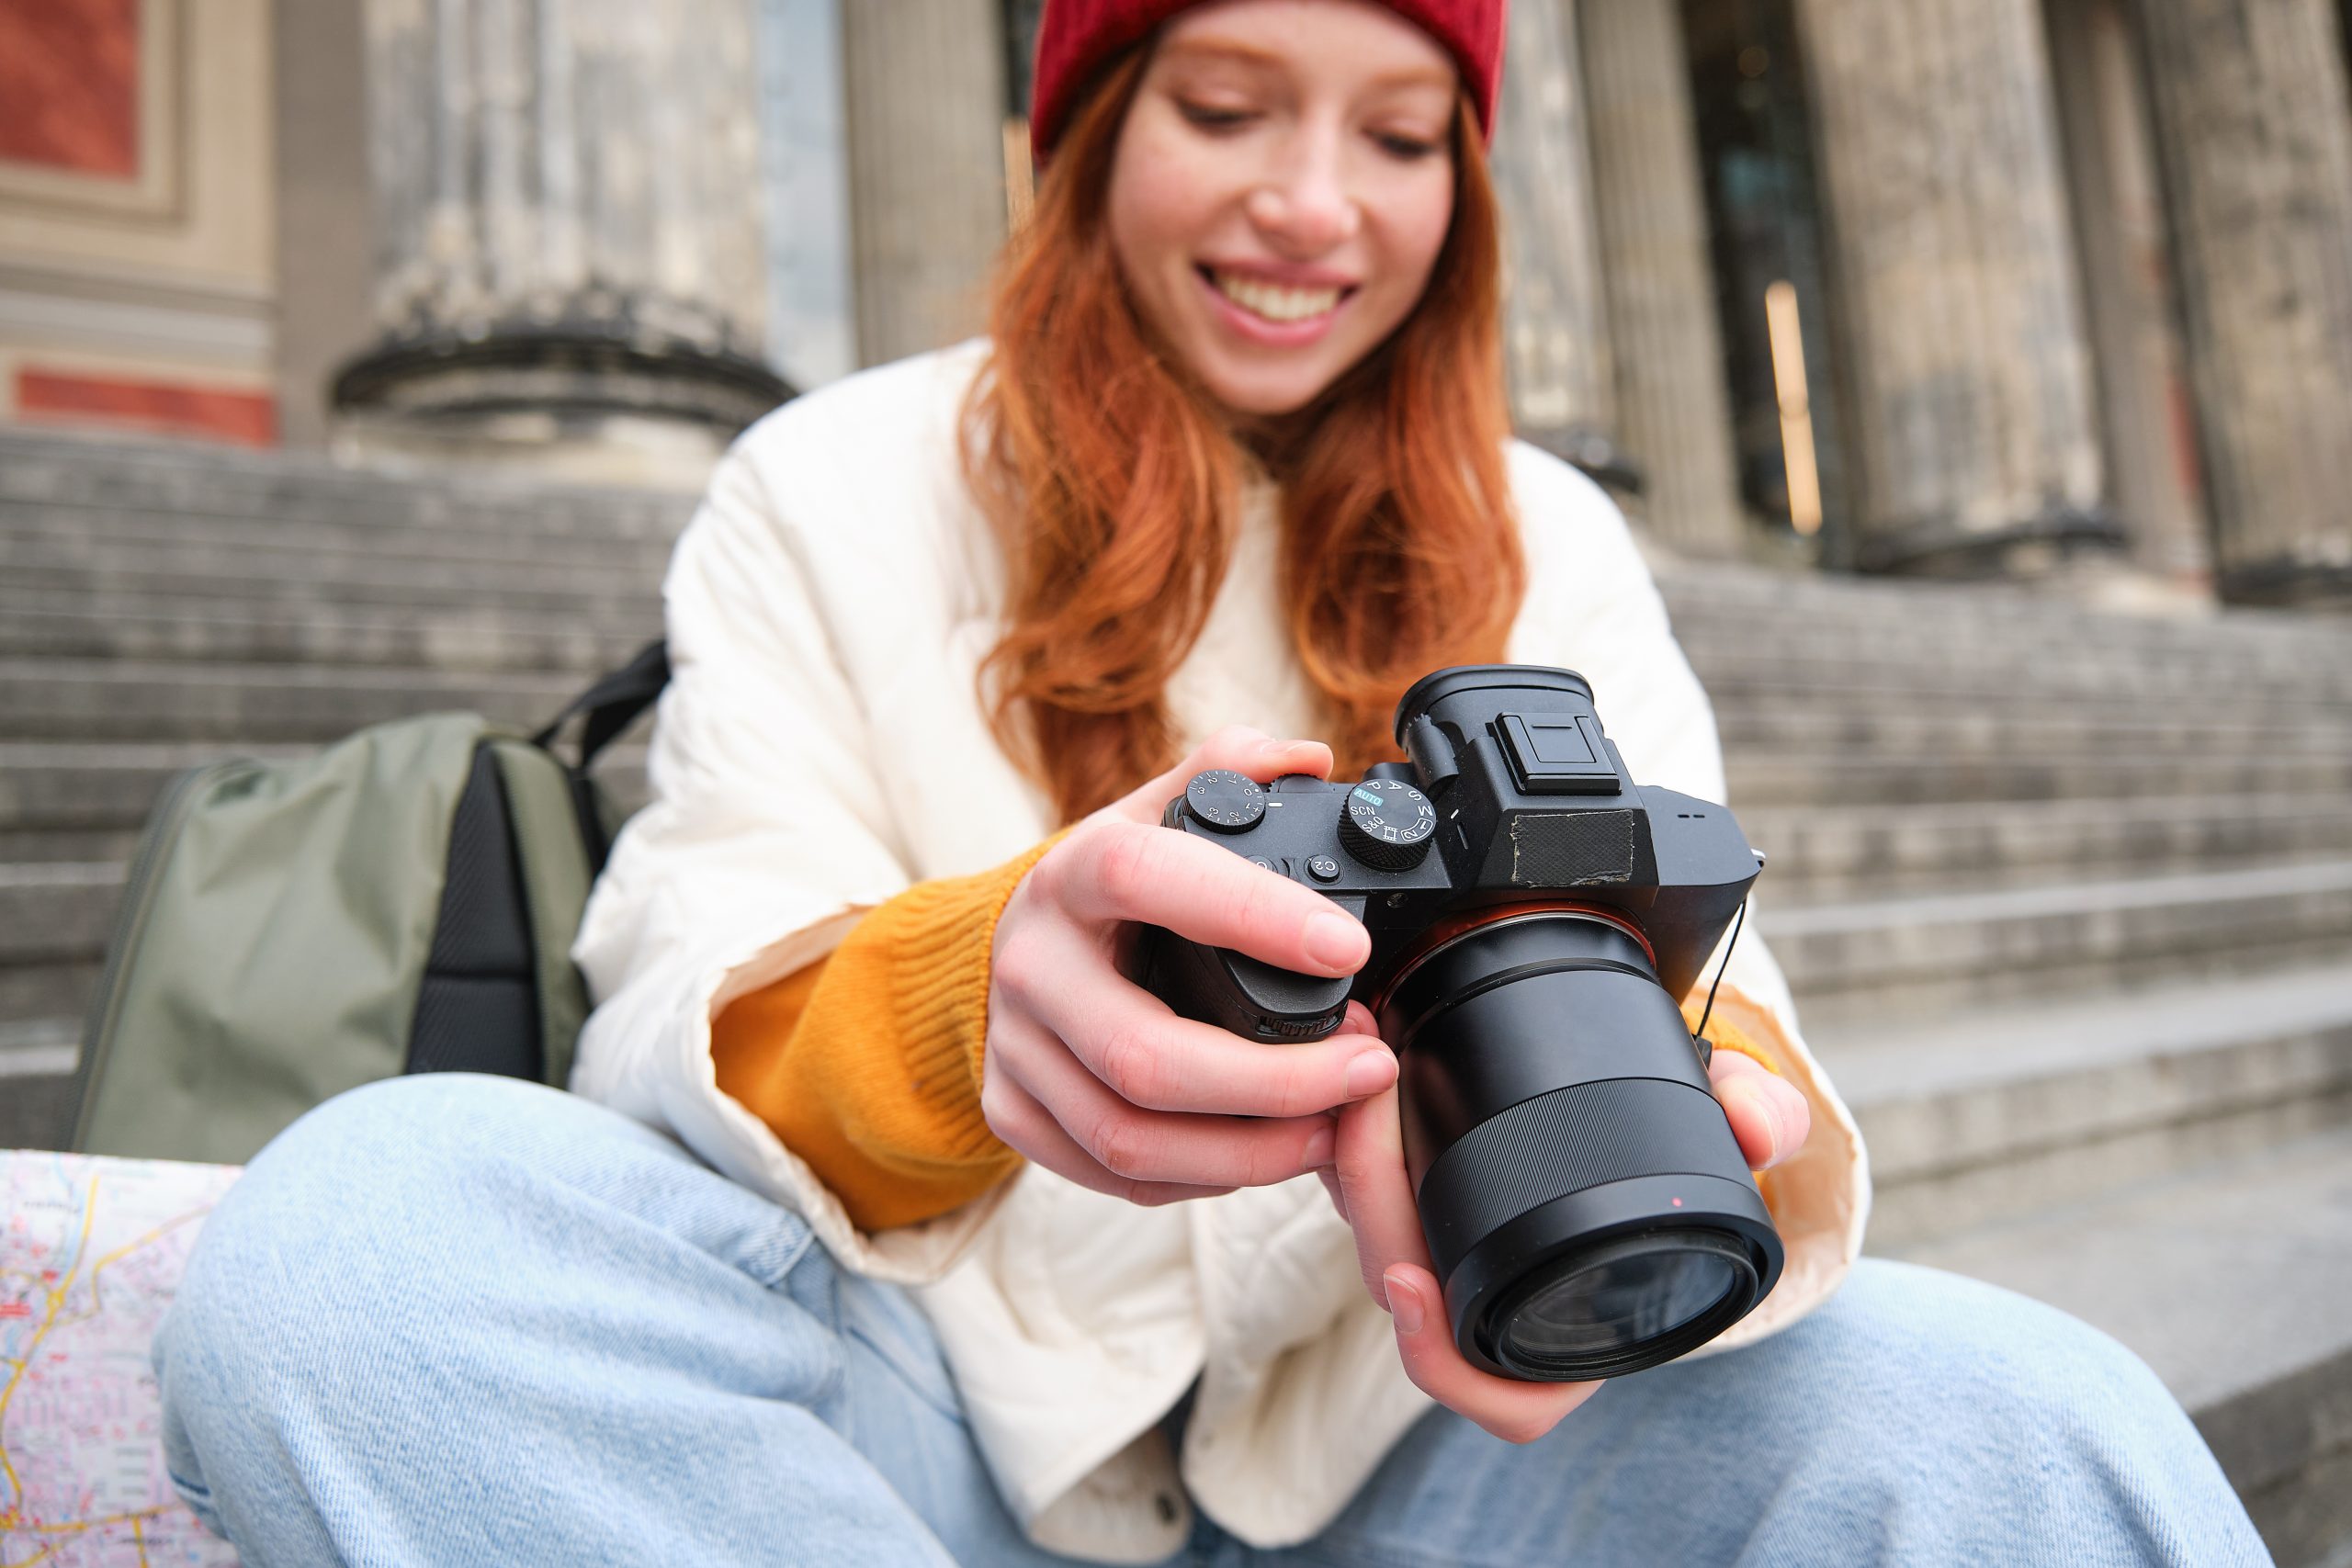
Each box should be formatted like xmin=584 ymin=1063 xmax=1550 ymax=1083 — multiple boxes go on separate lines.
xmin=1489 ymin=1231 xmax=1756 ymax=1378
xmin=1374 ymin=908 xmax=1783 ymax=1382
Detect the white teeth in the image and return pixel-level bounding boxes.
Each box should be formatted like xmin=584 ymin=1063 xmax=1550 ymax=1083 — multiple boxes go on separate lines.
xmin=1211 ymin=270 xmax=1342 ymax=323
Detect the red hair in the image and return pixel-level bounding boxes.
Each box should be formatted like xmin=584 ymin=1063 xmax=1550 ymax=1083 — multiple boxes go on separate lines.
xmin=964 ymin=48 xmax=1524 ymax=825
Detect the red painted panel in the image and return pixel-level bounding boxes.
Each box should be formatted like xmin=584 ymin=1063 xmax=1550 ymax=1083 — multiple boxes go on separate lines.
xmin=0 ymin=0 xmax=141 ymax=178
xmin=17 ymin=369 xmax=277 ymax=447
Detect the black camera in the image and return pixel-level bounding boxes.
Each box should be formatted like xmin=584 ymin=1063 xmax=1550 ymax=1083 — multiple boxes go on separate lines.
xmin=1139 ymin=665 xmax=1783 ymax=1381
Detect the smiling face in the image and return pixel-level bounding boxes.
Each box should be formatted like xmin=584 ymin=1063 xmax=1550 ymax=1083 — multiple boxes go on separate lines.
xmin=1104 ymin=0 xmax=1462 ymax=420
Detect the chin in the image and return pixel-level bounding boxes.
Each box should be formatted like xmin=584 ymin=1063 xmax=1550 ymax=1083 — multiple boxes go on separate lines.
xmin=1199 ymin=362 xmax=1345 ymax=418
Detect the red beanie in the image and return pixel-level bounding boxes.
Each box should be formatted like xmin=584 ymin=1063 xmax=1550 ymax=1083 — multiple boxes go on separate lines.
xmin=1029 ymin=0 xmax=1507 ymax=157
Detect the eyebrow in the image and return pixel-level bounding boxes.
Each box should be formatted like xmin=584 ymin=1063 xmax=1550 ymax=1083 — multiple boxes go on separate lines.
xmin=1155 ymin=38 xmax=1457 ymax=93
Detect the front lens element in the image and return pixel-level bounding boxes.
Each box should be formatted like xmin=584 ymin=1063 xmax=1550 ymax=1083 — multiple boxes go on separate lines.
xmin=1492 ymin=1231 xmax=1757 ymax=1379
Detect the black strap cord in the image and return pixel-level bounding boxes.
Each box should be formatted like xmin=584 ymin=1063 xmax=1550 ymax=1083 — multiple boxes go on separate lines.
xmin=1690 ymin=897 xmax=1748 ymax=1068
xmin=531 ymin=639 xmax=671 ymax=876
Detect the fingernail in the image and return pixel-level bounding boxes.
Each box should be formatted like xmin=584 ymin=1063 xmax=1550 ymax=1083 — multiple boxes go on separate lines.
xmin=1306 ymin=913 xmax=1368 ymax=972
xmin=1302 ymin=1122 xmax=1335 ymax=1168
xmin=1385 ymin=1270 xmax=1424 ymax=1335
xmin=1345 ymin=1048 xmax=1396 ymax=1099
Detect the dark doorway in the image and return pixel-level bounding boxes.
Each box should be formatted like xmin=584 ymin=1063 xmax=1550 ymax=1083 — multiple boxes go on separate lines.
xmin=1680 ymin=0 xmax=1849 ymax=558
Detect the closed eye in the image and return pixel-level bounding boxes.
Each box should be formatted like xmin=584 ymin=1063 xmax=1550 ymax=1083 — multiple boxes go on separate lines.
xmin=1374 ymin=131 xmax=1441 ymax=161
xmin=1178 ymin=99 xmax=1259 ymax=131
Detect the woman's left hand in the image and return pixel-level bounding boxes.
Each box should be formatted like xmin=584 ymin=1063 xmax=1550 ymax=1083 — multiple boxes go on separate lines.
xmin=1319 ymin=1002 xmax=1810 ymax=1444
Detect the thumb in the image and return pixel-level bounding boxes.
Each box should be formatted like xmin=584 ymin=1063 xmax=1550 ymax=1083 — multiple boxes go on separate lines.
xmin=1110 ymin=725 xmax=1335 ymax=828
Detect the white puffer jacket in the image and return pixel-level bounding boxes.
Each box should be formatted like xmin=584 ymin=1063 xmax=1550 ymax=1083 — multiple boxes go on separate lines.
xmin=570 ymin=343 xmax=1871 ymax=1562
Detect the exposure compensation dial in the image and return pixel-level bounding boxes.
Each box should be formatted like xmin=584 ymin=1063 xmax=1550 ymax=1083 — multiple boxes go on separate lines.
xmin=1339 ymin=778 xmax=1437 ymax=870
xmin=1182 ymin=769 xmax=1268 ymax=833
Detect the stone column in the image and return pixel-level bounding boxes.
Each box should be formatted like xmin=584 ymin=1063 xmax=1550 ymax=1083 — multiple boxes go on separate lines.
xmin=2135 ymin=0 xmax=2352 ymax=607
xmin=336 ymin=0 xmax=787 ymax=483
xmin=1487 ymin=0 xmax=1632 ymax=487
xmin=841 ymin=0 xmax=1008 ymax=367
xmin=1578 ymin=0 xmax=1747 ymax=558
xmin=1795 ymin=0 xmax=2112 ymax=571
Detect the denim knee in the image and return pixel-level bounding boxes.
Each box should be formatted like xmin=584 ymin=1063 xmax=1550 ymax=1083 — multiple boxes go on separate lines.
xmin=154 ymin=1077 xmax=831 ymax=1525
xmin=1716 ymin=1258 xmax=2261 ymax=1564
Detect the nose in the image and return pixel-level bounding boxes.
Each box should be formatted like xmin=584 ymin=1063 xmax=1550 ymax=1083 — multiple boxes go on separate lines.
xmin=1244 ymin=125 xmax=1361 ymax=254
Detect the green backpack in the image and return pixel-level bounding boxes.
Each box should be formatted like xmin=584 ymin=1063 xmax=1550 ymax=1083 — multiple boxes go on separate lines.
xmin=67 ymin=642 xmax=669 ymax=1165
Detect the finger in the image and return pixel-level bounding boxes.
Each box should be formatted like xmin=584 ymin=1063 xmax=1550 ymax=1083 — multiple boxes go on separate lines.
xmin=983 ymin=1051 xmax=1238 ymax=1208
xmin=1005 ymin=1010 xmax=1340 ymax=1190
xmin=1334 ymin=999 xmax=1381 ymax=1041
xmin=1315 ymin=1163 xmax=1348 ymax=1223
xmin=1111 ymin=727 xmax=1336 ymax=829
xmin=1060 ymin=820 xmax=1371 ymax=978
xmin=1332 ymin=1080 xmax=1433 ymax=1309
xmin=1707 ymin=1051 xmax=1811 ymax=1172
xmin=1383 ymin=1263 xmax=1604 ymax=1444
xmin=1012 ymin=929 xmax=1395 ymax=1115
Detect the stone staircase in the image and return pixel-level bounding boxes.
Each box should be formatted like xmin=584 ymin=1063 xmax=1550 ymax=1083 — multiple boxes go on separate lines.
xmin=0 ymin=428 xmax=675 ymax=1145
xmin=1663 ymin=565 xmax=2352 ymax=1567
xmin=3 ymin=426 xmax=2348 ymax=1562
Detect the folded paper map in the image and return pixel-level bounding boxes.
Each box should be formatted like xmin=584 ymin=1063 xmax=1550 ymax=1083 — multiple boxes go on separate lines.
xmin=3 ymin=1149 xmax=243 ymax=1567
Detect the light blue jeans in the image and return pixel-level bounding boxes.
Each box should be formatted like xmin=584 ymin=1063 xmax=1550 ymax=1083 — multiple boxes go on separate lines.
xmin=154 ymin=1075 xmax=2269 ymax=1567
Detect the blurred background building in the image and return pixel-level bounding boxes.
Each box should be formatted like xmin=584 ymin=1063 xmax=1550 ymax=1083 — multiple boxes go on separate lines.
xmin=7 ymin=0 xmax=2352 ymax=598
xmin=2 ymin=2 xmax=2350 ymax=1562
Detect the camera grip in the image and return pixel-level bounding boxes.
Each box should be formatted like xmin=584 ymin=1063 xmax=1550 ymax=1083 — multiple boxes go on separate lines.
xmin=1136 ymin=924 xmax=1351 ymax=1042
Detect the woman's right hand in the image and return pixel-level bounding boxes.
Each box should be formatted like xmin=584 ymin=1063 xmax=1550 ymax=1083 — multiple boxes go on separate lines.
xmin=981 ymin=727 xmax=1402 ymax=1206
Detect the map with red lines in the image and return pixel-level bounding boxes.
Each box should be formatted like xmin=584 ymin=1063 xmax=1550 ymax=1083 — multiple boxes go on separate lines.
xmin=2 ymin=1150 xmax=243 ymax=1567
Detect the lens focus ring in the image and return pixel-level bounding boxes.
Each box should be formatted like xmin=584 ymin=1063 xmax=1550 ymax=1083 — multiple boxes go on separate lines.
xmin=1415 ymin=1077 xmax=1742 ymax=1284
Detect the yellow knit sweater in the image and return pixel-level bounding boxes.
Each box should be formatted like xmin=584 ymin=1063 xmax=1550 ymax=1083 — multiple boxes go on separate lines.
xmin=714 ymin=841 xmax=1782 ymax=1232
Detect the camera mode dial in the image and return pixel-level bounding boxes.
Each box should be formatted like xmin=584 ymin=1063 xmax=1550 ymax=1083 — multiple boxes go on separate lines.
xmin=1183 ymin=769 xmax=1267 ymax=833
xmin=1339 ymin=778 xmax=1437 ymax=870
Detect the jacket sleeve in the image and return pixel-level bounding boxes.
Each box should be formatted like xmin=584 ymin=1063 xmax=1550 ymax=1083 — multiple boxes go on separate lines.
xmin=711 ymin=834 xmax=1065 ymax=1233
xmin=568 ymin=426 xmax=1016 ymax=1284
xmin=1503 ymin=444 xmax=1872 ymax=1348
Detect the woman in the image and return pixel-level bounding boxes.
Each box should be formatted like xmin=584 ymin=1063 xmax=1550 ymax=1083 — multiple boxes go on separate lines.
xmin=155 ymin=1 xmax=2267 ymax=1562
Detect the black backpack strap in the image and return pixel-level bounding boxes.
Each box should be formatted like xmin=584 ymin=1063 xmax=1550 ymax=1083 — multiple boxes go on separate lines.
xmin=533 ymin=639 xmax=670 ymax=875
xmin=533 ymin=640 xmax=671 ymax=762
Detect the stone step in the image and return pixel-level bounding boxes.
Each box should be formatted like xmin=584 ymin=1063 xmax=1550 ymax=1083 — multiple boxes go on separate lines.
xmin=1680 ymin=628 xmax=2352 ymax=695
xmin=1697 ymin=664 xmax=2347 ymax=719
xmin=0 ymin=740 xmax=304 ymax=831
xmin=0 ymin=1018 xmax=79 ymax=1150
xmin=0 ymin=590 xmax=657 ymax=672
xmin=1714 ymin=705 xmax=2352 ymax=762
xmin=1809 ymin=960 xmax=2352 ymax=1247
xmin=0 ymin=862 xmax=120 ymax=967
xmin=0 ymin=659 xmax=586 ymax=743
xmin=1661 ymin=564 xmax=2344 ymax=648
xmin=1762 ymin=858 xmax=2352 ymax=1017
xmin=1678 ymin=600 xmax=2352 ymax=668
xmin=0 ymin=828 xmax=141 ymax=864
xmin=1744 ymin=795 xmax=2352 ymax=897
xmin=0 ymin=499 xmax=678 ymax=575
xmin=1889 ymin=1125 xmax=2352 ymax=1568
xmin=1666 ymin=576 xmax=2348 ymax=646
xmin=0 ymin=961 xmax=96 ymax=1036
xmin=3 ymin=532 xmax=665 ymax=609
xmin=0 ymin=739 xmax=649 ymax=834
xmin=1725 ymin=750 xmax=2352 ymax=807
xmin=0 ymin=426 xmax=694 ymax=542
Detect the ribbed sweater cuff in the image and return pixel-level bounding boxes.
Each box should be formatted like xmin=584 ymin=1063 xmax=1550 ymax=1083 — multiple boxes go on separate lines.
xmin=883 ymin=832 xmax=1067 ymax=1162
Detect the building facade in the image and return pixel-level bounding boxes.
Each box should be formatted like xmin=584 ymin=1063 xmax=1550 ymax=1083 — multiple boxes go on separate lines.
xmin=3 ymin=0 xmax=2350 ymax=604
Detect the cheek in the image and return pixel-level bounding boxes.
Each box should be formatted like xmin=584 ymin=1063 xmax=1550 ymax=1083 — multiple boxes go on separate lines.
xmin=1109 ymin=133 xmax=1220 ymax=314
xmin=1372 ymin=176 xmax=1456 ymax=312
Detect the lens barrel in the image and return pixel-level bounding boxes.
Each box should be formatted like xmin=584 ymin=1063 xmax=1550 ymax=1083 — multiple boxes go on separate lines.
xmin=1376 ymin=910 xmax=1783 ymax=1381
